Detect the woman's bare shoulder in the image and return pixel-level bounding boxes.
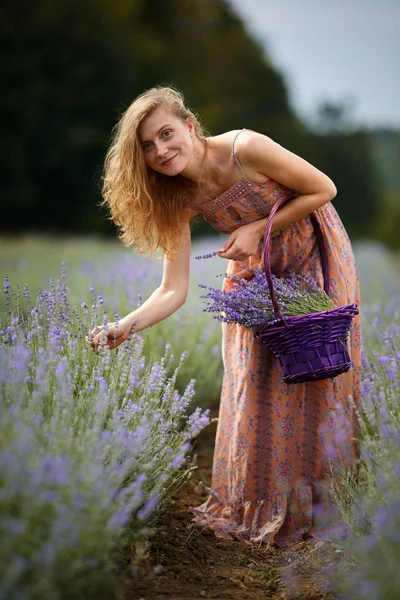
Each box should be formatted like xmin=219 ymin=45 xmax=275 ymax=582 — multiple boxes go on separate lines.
xmin=233 ymin=128 xmax=270 ymax=150
xmin=207 ymin=129 xmax=247 ymax=149
xmin=207 ymin=129 xmax=270 ymax=184
xmin=211 ymin=129 xmax=272 ymax=160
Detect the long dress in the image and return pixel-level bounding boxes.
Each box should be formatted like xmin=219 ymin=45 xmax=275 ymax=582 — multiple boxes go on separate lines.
xmin=189 ymin=129 xmax=362 ymax=548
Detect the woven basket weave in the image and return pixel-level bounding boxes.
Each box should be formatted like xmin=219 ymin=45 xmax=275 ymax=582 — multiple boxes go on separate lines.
xmin=255 ymin=193 xmax=358 ymax=385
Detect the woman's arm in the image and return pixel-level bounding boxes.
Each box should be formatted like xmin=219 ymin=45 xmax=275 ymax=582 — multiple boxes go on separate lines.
xmin=239 ymin=130 xmax=336 ymax=234
xmin=89 ymin=221 xmax=191 ymax=350
xmin=123 ymin=221 xmax=191 ymax=330
xmin=217 ymin=131 xmax=337 ymax=261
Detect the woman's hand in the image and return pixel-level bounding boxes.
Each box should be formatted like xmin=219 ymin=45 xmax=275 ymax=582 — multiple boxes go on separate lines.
xmin=217 ymin=222 xmax=262 ymax=261
xmin=86 ymin=318 xmax=136 ymax=352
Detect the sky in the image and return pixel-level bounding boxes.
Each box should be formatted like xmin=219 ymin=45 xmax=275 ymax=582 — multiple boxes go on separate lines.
xmin=228 ymin=0 xmax=400 ymax=128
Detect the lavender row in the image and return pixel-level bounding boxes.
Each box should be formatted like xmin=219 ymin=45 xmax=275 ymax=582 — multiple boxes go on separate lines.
xmin=0 ymin=271 xmax=210 ymax=599
xmin=0 ymin=238 xmax=224 ymax=407
xmin=326 ymin=299 xmax=400 ymax=599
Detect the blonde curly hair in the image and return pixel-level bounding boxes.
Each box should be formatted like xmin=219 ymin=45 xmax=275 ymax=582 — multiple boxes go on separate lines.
xmin=101 ymin=86 xmax=207 ymax=257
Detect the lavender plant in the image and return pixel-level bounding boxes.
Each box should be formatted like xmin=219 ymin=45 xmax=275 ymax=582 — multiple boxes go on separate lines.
xmin=327 ymin=300 xmax=400 ymax=599
xmin=0 ymin=270 xmax=210 ymax=599
xmin=199 ymin=268 xmax=336 ymax=329
xmin=0 ymin=237 xmax=223 ymax=407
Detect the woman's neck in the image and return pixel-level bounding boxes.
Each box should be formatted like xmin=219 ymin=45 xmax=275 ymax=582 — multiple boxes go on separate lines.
xmin=182 ymin=137 xmax=234 ymax=203
xmin=180 ymin=136 xmax=209 ymax=183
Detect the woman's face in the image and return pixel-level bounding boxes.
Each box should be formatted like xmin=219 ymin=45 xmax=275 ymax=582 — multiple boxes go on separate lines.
xmin=139 ymin=105 xmax=195 ymax=176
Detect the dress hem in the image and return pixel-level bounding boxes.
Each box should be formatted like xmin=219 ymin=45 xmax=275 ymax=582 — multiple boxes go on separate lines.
xmin=188 ymin=481 xmax=349 ymax=548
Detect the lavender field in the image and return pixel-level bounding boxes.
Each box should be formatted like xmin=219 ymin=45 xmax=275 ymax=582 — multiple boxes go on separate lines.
xmin=1 ymin=235 xmax=400 ymax=599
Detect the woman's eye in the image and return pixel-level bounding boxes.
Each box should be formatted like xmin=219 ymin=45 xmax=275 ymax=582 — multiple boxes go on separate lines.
xmin=142 ymin=143 xmax=152 ymax=152
xmin=162 ymin=129 xmax=172 ymax=138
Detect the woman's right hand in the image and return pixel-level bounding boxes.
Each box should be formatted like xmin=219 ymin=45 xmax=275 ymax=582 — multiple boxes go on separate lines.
xmin=86 ymin=318 xmax=135 ymax=352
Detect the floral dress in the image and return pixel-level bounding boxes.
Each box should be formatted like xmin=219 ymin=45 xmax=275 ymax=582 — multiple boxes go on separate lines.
xmin=189 ymin=129 xmax=361 ymax=547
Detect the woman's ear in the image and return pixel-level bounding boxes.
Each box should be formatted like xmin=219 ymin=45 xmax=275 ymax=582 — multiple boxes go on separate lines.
xmin=186 ymin=117 xmax=194 ymax=136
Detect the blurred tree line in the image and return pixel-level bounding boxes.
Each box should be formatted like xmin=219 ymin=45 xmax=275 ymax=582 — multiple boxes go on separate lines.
xmin=2 ymin=0 xmax=397 ymax=244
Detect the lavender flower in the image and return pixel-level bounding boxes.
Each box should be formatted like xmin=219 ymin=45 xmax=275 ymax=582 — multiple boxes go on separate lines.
xmin=195 ymin=251 xmax=218 ymax=260
xmin=200 ymin=268 xmax=336 ymax=329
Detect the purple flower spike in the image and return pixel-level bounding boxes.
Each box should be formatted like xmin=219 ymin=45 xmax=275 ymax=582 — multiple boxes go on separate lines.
xmin=199 ymin=268 xmax=336 ymax=329
xmin=195 ymin=251 xmax=218 ymax=260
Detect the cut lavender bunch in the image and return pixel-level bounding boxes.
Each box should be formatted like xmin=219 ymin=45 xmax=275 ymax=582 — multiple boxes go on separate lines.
xmin=200 ymin=268 xmax=336 ymax=329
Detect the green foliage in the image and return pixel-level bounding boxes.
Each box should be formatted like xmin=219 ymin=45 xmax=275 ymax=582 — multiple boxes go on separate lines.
xmin=372 ymin=191 xmax=400 ymax=250
xmin=367 ymin=128 xmax=400 ymax=249
xmin=287 ymin=129 xmax=381 ymax=240
xmin=1 ymin=0 xmax=132 ymax=234
xmin=369 ymin=128 xmax=400 ymax=195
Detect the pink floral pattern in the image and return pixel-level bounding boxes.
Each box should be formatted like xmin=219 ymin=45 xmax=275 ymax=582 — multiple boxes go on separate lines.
xmin=189 ymin=175 xmax=361 ymax=548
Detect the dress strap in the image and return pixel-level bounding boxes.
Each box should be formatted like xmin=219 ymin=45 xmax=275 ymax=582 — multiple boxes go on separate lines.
xmin=231 ymin=128 xmax=248 ymax=178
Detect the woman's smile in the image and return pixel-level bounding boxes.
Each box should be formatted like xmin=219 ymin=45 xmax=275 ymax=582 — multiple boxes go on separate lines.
xmin=161 ymin=153 xmax=178 ymax=166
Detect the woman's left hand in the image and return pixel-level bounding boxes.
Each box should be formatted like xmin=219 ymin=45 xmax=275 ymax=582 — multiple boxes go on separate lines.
xmin=217 ymin=223 xmax=262 ymax=261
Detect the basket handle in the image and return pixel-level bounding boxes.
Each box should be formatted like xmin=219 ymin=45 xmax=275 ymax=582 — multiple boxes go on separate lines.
xmin=262 ymin=193 xmax=330 ymax=320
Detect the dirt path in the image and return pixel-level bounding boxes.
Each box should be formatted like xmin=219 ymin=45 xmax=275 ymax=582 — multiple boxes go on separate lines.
xmin=129 ymin=417 xmax=342 ymax=600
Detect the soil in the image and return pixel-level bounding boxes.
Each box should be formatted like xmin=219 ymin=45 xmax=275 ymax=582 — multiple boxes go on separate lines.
xmin=127 ymin=415 xmax=344 ymax=600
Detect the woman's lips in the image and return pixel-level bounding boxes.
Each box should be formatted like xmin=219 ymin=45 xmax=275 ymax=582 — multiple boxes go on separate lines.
xmin=161 ymin=154 xmax=177 ymax=166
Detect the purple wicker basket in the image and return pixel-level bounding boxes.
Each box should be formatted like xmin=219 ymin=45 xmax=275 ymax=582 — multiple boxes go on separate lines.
xmin=255 ymin=193 xmax=359 ymax=385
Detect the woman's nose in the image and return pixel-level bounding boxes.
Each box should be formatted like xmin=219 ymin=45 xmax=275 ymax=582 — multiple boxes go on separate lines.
xmin=156 ymin=143 xmax=167 ymax=158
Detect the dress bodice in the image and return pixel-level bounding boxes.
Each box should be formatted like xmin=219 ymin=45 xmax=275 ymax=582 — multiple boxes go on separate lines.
xmin=192 ymin=129 xmax=349 ymax=301
xmin=195 ymin=175 xmax=295 ymax=234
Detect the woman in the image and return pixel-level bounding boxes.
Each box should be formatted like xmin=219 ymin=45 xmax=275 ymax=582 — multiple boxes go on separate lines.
xmin=91 ymin=86 xmax=361 ymax=548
